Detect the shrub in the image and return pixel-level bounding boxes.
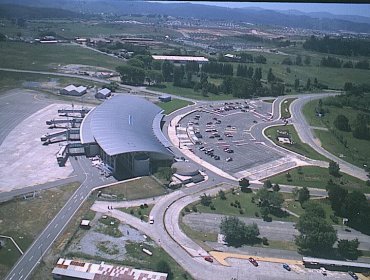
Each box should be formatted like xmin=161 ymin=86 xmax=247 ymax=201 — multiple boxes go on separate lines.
xmin=230 ymin=202 xmax=235 ymax=207
xmin=255 ymin=212 xmax=260 ymax=217
xmin=210 ymin=203 xmax=216 ymax=210
xmin=130 ymin=209 xmax=134 ymax=215
xmin=138 ymin=210 xmax=142 ymax=216
xmin=144 ymin=203 xmax=148 ymax=208
xmin=140 ymin=204 xmax=144 ymax=209
xmin=192 ymin=205 xmax=198 ymax=212
xmin=239 ymin=209 xmax=244 ymax=214
xmin=184 ymin=206 xmax=190 ymax=213
xmin=262 ymin=237 xmax=269 ymax=245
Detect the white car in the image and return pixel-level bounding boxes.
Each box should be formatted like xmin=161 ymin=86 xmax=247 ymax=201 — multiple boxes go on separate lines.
xmin=320 ymin=267 xmax=327 ymax=276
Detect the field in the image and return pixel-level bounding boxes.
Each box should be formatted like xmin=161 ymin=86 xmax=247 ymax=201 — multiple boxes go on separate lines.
xmin=156 ymin=99 xmax=193 ymax=114
xmin=303 ymin=100 xmax=370 ymax=168
xmin=98 ymin=176 xmax=167 ymax=201
xmin=0 ymin=182 xmax=80 ymax=279
xmin=120 ymin=204 xmax=154 ymax=222
xmin=0 ymin=71 xmax=103 ymax=96
xmin=193 ymin=190 xmax=298 ymax=222
xmin=0 ymin=41 xmax=123 ymax=71
xmin=268 ymin=166 xmax=370 ymax=193
xmin=158 ymin=83 xmax=233 ymax=101
xmin=264 ymin=125 xmax=328 ymax=161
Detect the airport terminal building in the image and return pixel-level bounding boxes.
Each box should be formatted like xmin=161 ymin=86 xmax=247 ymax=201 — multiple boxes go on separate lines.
xmin=80 ymin=95 xmax=173 ymax=178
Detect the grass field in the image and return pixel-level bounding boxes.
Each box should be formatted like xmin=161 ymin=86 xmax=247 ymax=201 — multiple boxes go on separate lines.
xmin=98 ymin=176 xmax=167 ymax=201
xmin=0 ymin=71 xmax=103 ymax=94
xmin=120 ymin=204 xmax=154 ymax=222
xmin=159 ymin=83 xmax=233 ymax=101
xmin=264 ymin=125 xmax=328 ymax=161
xmin=303 ymin=100 xmax=370 ymax=168
xmin=193 ymin=190 xmax=298 ymax=222
xmin=156 ymin=99 xmax=193 ymax=114
xmin=281 ymin=98 xmax=297 ymax=119
xmin=0 ymin=182 xmax=80 ymax=279
xmin=0 ymin=41 xmax=123 ymax=71
xmin=268 ymin=166 xmax=370 ymax=193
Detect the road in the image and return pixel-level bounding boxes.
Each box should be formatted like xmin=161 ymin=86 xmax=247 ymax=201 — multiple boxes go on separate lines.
xmin=3 ymin=83 xmax=367 ymax=279
xmin=291 ymin=95 xmax=368 ymax=181
xmin=5 ymin=157 xmax=114 ymax=280
xmin=183 ymin=213 xmax=370 ymax=252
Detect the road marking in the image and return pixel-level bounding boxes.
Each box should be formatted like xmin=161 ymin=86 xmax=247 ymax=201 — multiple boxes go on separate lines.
xmin=38 ymin=244 xmax=42 ymax=249
xmin=62 ymin=215 xmax=65 ymax=219
xmin=19 ymin=268 xmax=23 ymax=274
xmin=54 ymin=223 xmax=58 ymax=229
xmin=68 ymin=206 xmax=71 ymax=211
xmin=29 ymin=255 xmax=33 ymax=261
xmin=19 ymin=275 xmax=24 ymax=280
xmin=9 ymin=273 xmax=15 ymax=280
xmin=47 ymin=233 xmax=51 ymax=239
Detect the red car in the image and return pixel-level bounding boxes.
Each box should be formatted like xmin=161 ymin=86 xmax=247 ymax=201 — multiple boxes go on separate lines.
xmin=249 ymin=257 xmax=258 ymax=267
xmin=204 ymin=256 xmax=213 ymax=263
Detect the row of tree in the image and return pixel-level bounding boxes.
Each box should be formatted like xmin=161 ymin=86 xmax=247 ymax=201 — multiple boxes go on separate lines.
xmin=281 ymin=55 xmax=310 ymax=66
xmin=333 ymin=114 xmax=370 ymax=140
xmin=321 ymin=56 xmax=369 ymax=70
xmin=303 ymin=35 xmax=370 ymax=57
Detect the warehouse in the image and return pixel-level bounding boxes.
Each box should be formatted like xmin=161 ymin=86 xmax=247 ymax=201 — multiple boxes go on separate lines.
xmin=80 ymin=95 xmax=173 ymax=179
xmin=152 ymin=55 xmax=209 ymax=64
xmin=60 ymin=85 xmax=87 ymax=96
xmin=95 ymin=88 xmax=112 ymax=99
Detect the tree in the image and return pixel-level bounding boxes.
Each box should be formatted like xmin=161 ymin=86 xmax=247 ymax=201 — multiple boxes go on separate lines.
xmin=352 ymin=114 xmax=370 ymax=140
xmin=272 ymin=184 xmax=280 ymax=192
xmin=334 ymin=115 xmax=351 ymax=132
xmin=298 ymin=187 xmax=310 ymax=205
xmin=239 ymin=178 xmax=251 ymax=192
xmin=329 ymin=161 xmax=340 ymax=177
xmin=156 ymin=260 xmax=173 ymax=280
xmin=326 ymin=184 xmax=348 ymax=214
xmin=295 ymin=214 xmax=337 ymax=252
xmin=263 ymin=180 xmax=272 ymax=189
xmin=342 ymin=191 xmax=368 ymax=224
xmin=260 ymin=206 xmax=270 ymax=219
xmin=200 ymin=193 xmax=212 ymax=206
xmin=116 ymin=65 xmax=145 ymax=85
xmin=305 ymin=78 xmax=311 ymax=90
xmin=282 ymin=57 xmax=293 ymax=65
xmin=218 ymin=190 xmax=227 ymax=200
xmin=220 ymin=217 xmax=260 ymax=246
xmin=294 ymin=78 xmax=300 ymax=90
xmin=173 ymin=66 xmax=185 ymax=86
xmin=267 ymin=68 xmax=275 ymax=83
xmin=295 ymin=55 xmax=302 ymax=66
xmin=127 ymin=58 xmax=145 ymax=68
xmin=304 ymin=55 xmax=311 ymax=65
xmin=162 ymin=61 xmax=174 ymax=82
xmin=256 ymin=188 xmax=284 ymax=209
xmin=338 ymin=239 xmax=360 ymax=260
xmin=303 ymin=201 xmax=326 ymax=219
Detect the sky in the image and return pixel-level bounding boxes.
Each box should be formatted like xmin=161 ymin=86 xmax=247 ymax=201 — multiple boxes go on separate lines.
xmin=155 ymin=2 xmax=370 ymax=17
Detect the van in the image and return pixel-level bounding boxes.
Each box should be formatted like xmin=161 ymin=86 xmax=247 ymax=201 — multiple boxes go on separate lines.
xmin=149 ymin=216 xmax=154 ymax=224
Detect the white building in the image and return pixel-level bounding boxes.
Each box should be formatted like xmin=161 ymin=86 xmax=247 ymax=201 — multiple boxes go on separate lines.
xmin=60 ymin=85 xmax=87 ymax=96
xmin=95 ymin=88 xmax=112 ymax=99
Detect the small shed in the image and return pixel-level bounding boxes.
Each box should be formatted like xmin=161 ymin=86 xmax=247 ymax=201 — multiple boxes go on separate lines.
xmin=158 ymin=95 xmax=171 ymax=102
xmin=96 ymin=88 xmax=112 ymax=99
xmin=80 ymin=220 xmax=91 ymax=229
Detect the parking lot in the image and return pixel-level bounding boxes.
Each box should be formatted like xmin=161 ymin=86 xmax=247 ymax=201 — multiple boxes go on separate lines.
xmin=178 ymin=100 xmax=282 ymax=176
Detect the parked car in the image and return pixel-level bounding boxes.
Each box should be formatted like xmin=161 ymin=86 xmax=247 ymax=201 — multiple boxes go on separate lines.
xmin=204 ymin=256 xmax=213 ymax=263
xmin=249 ymin=257 xmax=258 ymax=267
xmin=282 ymin=263 xmax=291 ymax=271
xmin=253 ymin=120 xmax=258 ymax=123
xmin=226 ymin=157 xmax=233 ymax=162
xmin=226 ymin=149 xmax=234 ymax=153
xmin=348 ymin=271 xmax=358 ymax=279
xmin=320 ymin=267 xmax=327 ymax=276
xmin=214 ymin=156 xmax=220 ymax=160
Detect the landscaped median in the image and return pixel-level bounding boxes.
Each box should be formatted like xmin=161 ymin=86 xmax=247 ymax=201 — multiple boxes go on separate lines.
xmin=264 ymin=124 xmax=329 ymax=161
xmin=280 ymin=97 xmax=297 ymax=119
xmin=267 ymin=166 xmax=370 ymax=193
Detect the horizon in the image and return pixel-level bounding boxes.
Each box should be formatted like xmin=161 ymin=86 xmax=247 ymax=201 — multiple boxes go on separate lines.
xmin=152 ymin=1 xmax=370 ymax=18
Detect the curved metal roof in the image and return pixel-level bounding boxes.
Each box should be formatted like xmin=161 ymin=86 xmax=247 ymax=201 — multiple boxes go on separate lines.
xmin=80 ymin=95 xmax=172 ymax=157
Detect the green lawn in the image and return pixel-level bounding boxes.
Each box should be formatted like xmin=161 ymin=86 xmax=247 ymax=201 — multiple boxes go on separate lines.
xmin=158 ymin=83 xmax=233 ymax=101
xmin=156 ymin=99 xmax=193 ymax=114
xmin=264 ymin=125 xmax=328 ymax=161
xmin=0 ymin=41 xmax=123 ymax=71
xmin=120 ymin=204 xmax=154 ymax=222
xmin=193 ymin=190 xmax=297 ymax=222
xmin=0 ymin=182 xmax=80 ymax=279
xmin=0 ymin=71 xmax=103 ymax=95
xmin=97 ymin=176 xmax=167 ymax=201
xmin=268 ymin=166 xmax=370 ymax=193
xmin=303 ymin=100 xmax=370 ymax=168
xmin=281 ymin=98 xmax=297 ymax=119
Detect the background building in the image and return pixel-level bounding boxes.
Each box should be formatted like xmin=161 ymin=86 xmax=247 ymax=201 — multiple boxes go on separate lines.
xmin=80 ymin=95 xmax=173 ymax=179
xmin=95 ymin=88 xmax=112 ymax=99
xmin=60 ymin=85 xmax=87 ymax=96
